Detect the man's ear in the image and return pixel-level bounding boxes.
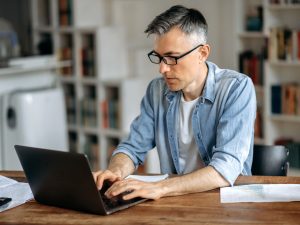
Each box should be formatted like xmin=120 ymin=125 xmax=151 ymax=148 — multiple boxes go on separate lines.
xmin=199 ymin=44 xmax=210 ymax=61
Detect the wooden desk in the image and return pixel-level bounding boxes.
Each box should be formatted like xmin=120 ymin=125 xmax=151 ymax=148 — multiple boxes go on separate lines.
xmin=1 ymin=171 xmax=300 ymax=225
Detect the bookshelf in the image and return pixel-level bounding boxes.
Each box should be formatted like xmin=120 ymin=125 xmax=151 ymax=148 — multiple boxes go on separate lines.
xmin=235 ymin=0 xmax=267 ymax=144
xmin=31 ymin=0 xmax=149 ymax=171
xmin=98 ymin=78 xmax=153 ymax=171
xmin=235 ymin=0 xmax=300 ymax=172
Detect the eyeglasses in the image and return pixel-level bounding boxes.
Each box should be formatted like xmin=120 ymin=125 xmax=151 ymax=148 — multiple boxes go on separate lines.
xmin=147 ymin=44 xmax=204 ymax=65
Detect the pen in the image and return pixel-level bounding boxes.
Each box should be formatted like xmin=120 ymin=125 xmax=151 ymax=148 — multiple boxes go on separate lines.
xmin=0 ymin=197 xmax=12 ymax=206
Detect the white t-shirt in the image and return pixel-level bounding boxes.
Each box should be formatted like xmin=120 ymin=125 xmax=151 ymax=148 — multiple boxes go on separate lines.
xmin=178 ymin=94 xmax=205 ymax=174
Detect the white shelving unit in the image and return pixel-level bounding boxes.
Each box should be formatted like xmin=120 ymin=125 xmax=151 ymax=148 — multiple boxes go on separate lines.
xmin=235 ymin=0 xmax=266 ymax=144
xmin=263 ymin=0 xmax=300 ymax=147
xmin=235 ymin=0 xmax=300 ymax=173
xmin=30 ymin=0 xmax=154 ymax=171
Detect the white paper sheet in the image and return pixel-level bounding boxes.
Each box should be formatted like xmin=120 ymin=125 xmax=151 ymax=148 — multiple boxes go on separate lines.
xmin=0 ymin=175 xmax=34 ymax=212
xmin=0 ymin=175 xmax=18 ymax=188
xmin=221 ymin=184 xmax=300 ymax=203
xmin=126 ymin=174 xmax=169 ymax=182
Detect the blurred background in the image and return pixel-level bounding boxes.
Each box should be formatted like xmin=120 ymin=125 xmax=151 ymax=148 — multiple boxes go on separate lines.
xmin=0 ymin=0 xmax=299 ymax=175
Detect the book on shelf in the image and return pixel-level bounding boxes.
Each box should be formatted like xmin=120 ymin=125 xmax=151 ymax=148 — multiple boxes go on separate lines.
xmin=108 ymin=100 xmax=119 ymax=129
xmin=82 ymin=98 xmax=97 ymax=127
xmin=63 ymin=84 xmax=76 ymax=125
xmin=255 ymin=106 xmax=263 ymax=139
xmin=245 ymin=5 xmax=263 ymax=32
xmin=68 ymin=132 xmax=78 ymax=153
xmin=101 ymin=99 xmax=120 ymax=129
xmin=298 ymin=31 xmax=300 ymax=60
xmin=66 ymin=95 xmax=76 ymax=125
xmin=84 ymin=139 xmax=100 ymax=171
xmin=37 ymin=34 xmax=53 ymax=55
xmin=58 ymin=0 xmax=72 ymax=26
xmin=239 ymin=50 xmax=264 ymax=85
xmin=81 ymin=34 xmax=95 ymax=77
xmin=271 ymin=83 xmax=300 ymax=116
xmin=282 ymin=83 xmax=298 ymax=115
xmin=81 ymin=48 xmax=95 ymax=77
xmin=101 ymin=100 xmax=109 ymax=128
xmin=269 ymin=27 xmax=300 ymax=62
xmin=271 ymin=85 xmax=282 ymax=114
xmin=297 ymin=85 xmax=300 ymax=115
xmin=101 ymin=87 xmax=120 ymax=129
xmin=59 ymin=47 xmax=73 ymax=75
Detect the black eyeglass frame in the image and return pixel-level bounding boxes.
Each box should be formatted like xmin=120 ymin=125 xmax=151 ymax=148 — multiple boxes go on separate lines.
xmin=147 ymin=44 xmax=204 ymax=65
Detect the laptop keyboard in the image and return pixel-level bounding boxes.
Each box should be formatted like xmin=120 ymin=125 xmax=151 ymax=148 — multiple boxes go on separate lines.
xmin=99 ymin=180 xmax=143 ymax=209
xmin=100 ymin=190 xmax=131 ymax=209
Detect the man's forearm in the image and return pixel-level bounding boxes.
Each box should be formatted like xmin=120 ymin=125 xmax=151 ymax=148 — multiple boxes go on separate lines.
xmin=108 ymin=153 xmax=135 ymax=178
xmin=103 ymin=163 xmax=230 ymax=200
xmin=159 ymin=166 xmax=230 ymax=197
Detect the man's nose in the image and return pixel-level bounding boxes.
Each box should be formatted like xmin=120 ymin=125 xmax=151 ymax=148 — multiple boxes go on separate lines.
xmin=159 ymin=61 xmax=171 ymax=74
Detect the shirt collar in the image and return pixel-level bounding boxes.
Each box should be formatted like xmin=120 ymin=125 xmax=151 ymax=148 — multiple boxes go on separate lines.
xmin=201 ymin=61 xmax=216 ymax=103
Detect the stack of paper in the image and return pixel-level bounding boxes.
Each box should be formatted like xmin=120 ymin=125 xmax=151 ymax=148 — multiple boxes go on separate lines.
xmin=221 ymin=184 xmax=300 ymax=203
xmin=0 ymin=175 xmax=33 ymax=212
xmin=126 ymin=174 xmax=169 ymax=182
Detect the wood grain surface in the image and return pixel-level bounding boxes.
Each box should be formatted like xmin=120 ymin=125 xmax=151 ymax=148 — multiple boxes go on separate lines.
xmin=1 ymin=171 xmax=300 ymax=225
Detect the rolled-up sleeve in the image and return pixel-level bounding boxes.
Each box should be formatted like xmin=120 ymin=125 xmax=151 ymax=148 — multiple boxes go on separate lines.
xmin=209 ymin=76 xmax=256 ymax=185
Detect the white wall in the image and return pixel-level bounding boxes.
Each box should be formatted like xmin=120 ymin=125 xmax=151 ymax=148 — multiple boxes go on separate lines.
xmin=110 ymin=0 xmax=236 ymax=77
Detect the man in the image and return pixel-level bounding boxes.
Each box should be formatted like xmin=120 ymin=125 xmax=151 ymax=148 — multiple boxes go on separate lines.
xmin=93 ymin=5 xmax=256 ymax=200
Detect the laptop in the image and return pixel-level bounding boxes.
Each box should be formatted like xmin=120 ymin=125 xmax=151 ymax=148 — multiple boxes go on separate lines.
xmin=14 ymin=145 xmax=147 ymax=215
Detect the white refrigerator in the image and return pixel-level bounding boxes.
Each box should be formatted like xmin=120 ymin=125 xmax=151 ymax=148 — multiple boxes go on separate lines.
xmin=0 ymin=87 xmax=68 ymax=170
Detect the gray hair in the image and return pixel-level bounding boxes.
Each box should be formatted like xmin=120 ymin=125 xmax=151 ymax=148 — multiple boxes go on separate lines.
xmin=144 ymin=5 xmax=208 ymax=44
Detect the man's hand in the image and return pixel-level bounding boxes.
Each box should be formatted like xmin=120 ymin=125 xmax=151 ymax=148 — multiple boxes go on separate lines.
xmin=94 ymin=166 xmax=229 ymax=201
xmin=92 ymin=153 xmax=136 ymax=190
xmin=104 ymin=178 xmax=164 ymax=200
xmin=92 ymin=170 xmax=122 ymax=190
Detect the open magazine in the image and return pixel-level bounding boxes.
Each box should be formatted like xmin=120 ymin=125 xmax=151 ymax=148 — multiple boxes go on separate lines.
xmin=0 ymin=175 xmax=33 ymax=212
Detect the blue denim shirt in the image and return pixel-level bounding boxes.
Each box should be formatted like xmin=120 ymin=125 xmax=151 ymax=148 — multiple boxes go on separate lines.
xmin=113 ymin=61 xmax=256 ymax=185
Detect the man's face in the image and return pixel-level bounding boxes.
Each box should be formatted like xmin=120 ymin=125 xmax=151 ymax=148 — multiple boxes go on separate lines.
xmin=153 ymin=27 xmax=206 ymax=94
